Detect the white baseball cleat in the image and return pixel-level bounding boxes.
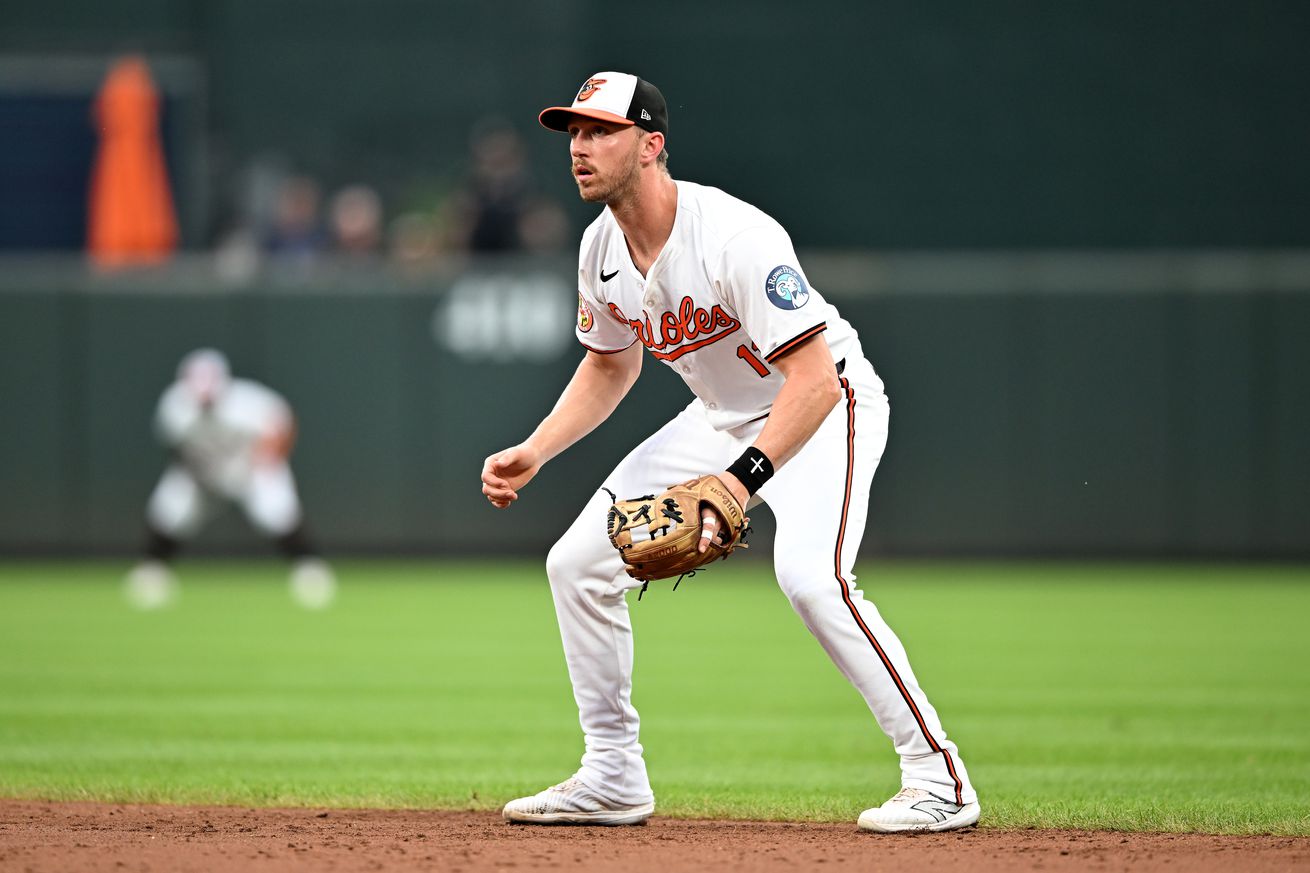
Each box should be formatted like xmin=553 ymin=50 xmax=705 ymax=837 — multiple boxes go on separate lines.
xmin=289 ymin=559 xmax=337 ymax=610
xmin=502 ymin=777 xmax=654 ymax=825
xmin=857 ymin=787 xmax=981 ymax=833
xmin=123 ymin=561 xmax=179 ymax=610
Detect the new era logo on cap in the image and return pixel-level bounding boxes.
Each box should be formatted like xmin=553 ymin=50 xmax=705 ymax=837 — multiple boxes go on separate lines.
xmin=539 ymin=71 xmax=669 ymax=136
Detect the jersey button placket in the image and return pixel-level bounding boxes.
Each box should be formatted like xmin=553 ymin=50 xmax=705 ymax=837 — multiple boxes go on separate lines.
xmin=642 ymin=267 xmax=664 ymax=309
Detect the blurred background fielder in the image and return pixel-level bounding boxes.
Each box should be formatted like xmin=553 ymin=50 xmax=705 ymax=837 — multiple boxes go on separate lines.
xmin=125 ymin=348 xmax=336 ymax=609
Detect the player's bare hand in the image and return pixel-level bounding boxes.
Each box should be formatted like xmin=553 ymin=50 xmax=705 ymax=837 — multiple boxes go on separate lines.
xmin=717 ymin=471 xmax=750 ymax=512
xmin=698 ymin=471 xmax=750 ymax=553
xmin=481 ymin=444 xmax=543 ymax=509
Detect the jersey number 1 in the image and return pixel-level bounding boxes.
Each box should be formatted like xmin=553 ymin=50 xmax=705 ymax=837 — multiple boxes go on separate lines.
xmin=736 ymin=344 xmax=769 ymax=378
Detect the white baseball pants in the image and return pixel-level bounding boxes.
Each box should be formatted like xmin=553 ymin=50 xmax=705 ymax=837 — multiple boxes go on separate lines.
xmin=146 ymin=462 xmax=304 ymax=539
xmin=546 ymin=355 xmax=975 ymax=807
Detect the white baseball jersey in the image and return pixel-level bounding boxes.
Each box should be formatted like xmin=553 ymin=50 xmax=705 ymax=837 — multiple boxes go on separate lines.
xmin=575 ymin=180 xmax=868 ymax=430
xmin=155 ymin=378 xmax=291 ymax=497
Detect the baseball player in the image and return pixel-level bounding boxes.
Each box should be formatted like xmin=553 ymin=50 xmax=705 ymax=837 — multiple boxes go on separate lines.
xmin=481 ymin=72 xmax=979 ymax=832
xmin=125 ymin=348 xmax=336 ymax=609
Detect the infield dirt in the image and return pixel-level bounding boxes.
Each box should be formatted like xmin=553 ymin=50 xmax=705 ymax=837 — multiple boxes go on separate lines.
xmin=1 ymin=800 xmax=1307 ymax=872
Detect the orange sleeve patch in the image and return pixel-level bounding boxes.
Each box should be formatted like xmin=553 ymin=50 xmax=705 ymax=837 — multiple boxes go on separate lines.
xmin=578 ymin=294 xmax=594 ymax=332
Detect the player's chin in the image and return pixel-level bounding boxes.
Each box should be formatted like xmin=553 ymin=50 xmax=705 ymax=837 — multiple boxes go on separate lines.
xmin=575 ymin=179 xmax=607 ymax=203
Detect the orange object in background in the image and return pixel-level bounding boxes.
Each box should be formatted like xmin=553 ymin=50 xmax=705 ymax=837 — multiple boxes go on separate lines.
xmin=87 ymin=55 xmax=179 ymax=268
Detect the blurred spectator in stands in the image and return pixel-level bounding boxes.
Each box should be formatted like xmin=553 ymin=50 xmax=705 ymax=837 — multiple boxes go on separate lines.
xmin=329 ymin=184 xmax=384 ymax=257
xmin=212 ymin=225 xmax=261 ymax=283
xmin=388 ymin=211 xmax=441 ymax=266
xmin=443 ymin=116 xmax=566 ymax=256
xmin=460 ymin=117 xmax=530 ymax=252
xmin=518 ymin=197 xmax=570 ymax=254
xmin=263 ymin=174 xmax=327 ymax=265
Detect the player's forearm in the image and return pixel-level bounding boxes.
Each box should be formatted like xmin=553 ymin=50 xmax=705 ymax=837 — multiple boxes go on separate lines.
xmin=753 ymin=370 xmax=842 ymax=469
xmin=748 ymin=336 xmax=844 ymax=470
xmin=527 ymin=348 xmax=640 ymax=463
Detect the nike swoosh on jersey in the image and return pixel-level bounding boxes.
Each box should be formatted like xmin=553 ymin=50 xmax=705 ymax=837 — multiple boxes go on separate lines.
xmin=600 ymin=269 xmax=619 ymax=282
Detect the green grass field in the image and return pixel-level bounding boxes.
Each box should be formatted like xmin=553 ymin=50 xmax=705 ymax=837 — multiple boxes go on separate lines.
xmin=1 ymin=559 xmax=1307 ymax=835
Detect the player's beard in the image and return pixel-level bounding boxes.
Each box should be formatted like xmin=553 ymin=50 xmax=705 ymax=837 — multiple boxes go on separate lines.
xmin=575 ymin=144 xmax=641 ymax=206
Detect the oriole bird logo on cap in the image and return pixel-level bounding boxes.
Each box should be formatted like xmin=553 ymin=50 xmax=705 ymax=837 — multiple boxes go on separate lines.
xmin=576 ymin=78 xmax=606 ymax=101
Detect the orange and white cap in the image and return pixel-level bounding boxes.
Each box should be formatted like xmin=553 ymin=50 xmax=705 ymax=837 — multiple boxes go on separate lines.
xmin=539 ymin=71 xmax=669 ymax=136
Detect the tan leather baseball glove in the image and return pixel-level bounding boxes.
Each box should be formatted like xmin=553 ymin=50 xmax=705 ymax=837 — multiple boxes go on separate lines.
xmin=606 ymin=474 xmax=749 ymax=583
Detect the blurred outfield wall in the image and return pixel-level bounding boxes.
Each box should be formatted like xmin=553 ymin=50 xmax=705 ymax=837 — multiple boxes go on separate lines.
xmin=1 ymin=254 xmax=1307 ymax=559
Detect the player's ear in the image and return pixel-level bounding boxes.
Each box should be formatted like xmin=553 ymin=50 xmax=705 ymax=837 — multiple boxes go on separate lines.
xmin=641 ymin=130 xmax=665 ymax=166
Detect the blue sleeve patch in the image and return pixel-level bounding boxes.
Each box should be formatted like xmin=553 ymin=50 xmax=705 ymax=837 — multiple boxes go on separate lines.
xmin=765 ymin=265 xmax=810 ymax=310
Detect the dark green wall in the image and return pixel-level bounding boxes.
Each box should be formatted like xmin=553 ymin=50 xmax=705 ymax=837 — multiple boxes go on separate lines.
xmin=3 ymin=0 xmax=1307 ymax=247
xmin=2 ymin=272 xmax=1306 ymax=558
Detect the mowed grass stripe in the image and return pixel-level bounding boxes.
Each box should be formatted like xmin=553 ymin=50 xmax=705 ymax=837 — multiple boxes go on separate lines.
xmin=0 ymin=559 xmax=1307 ymax=834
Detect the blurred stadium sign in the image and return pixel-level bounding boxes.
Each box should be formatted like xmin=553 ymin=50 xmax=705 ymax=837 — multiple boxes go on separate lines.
xmin=434 ymin=273 xmax=573 ymax=362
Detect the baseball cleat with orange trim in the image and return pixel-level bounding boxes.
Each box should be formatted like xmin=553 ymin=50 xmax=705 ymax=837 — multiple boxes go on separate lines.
xmin=502 ymin=777 xmax=654 ymax=825
xmin=857 ymin=787 xmax=981 ymax=833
